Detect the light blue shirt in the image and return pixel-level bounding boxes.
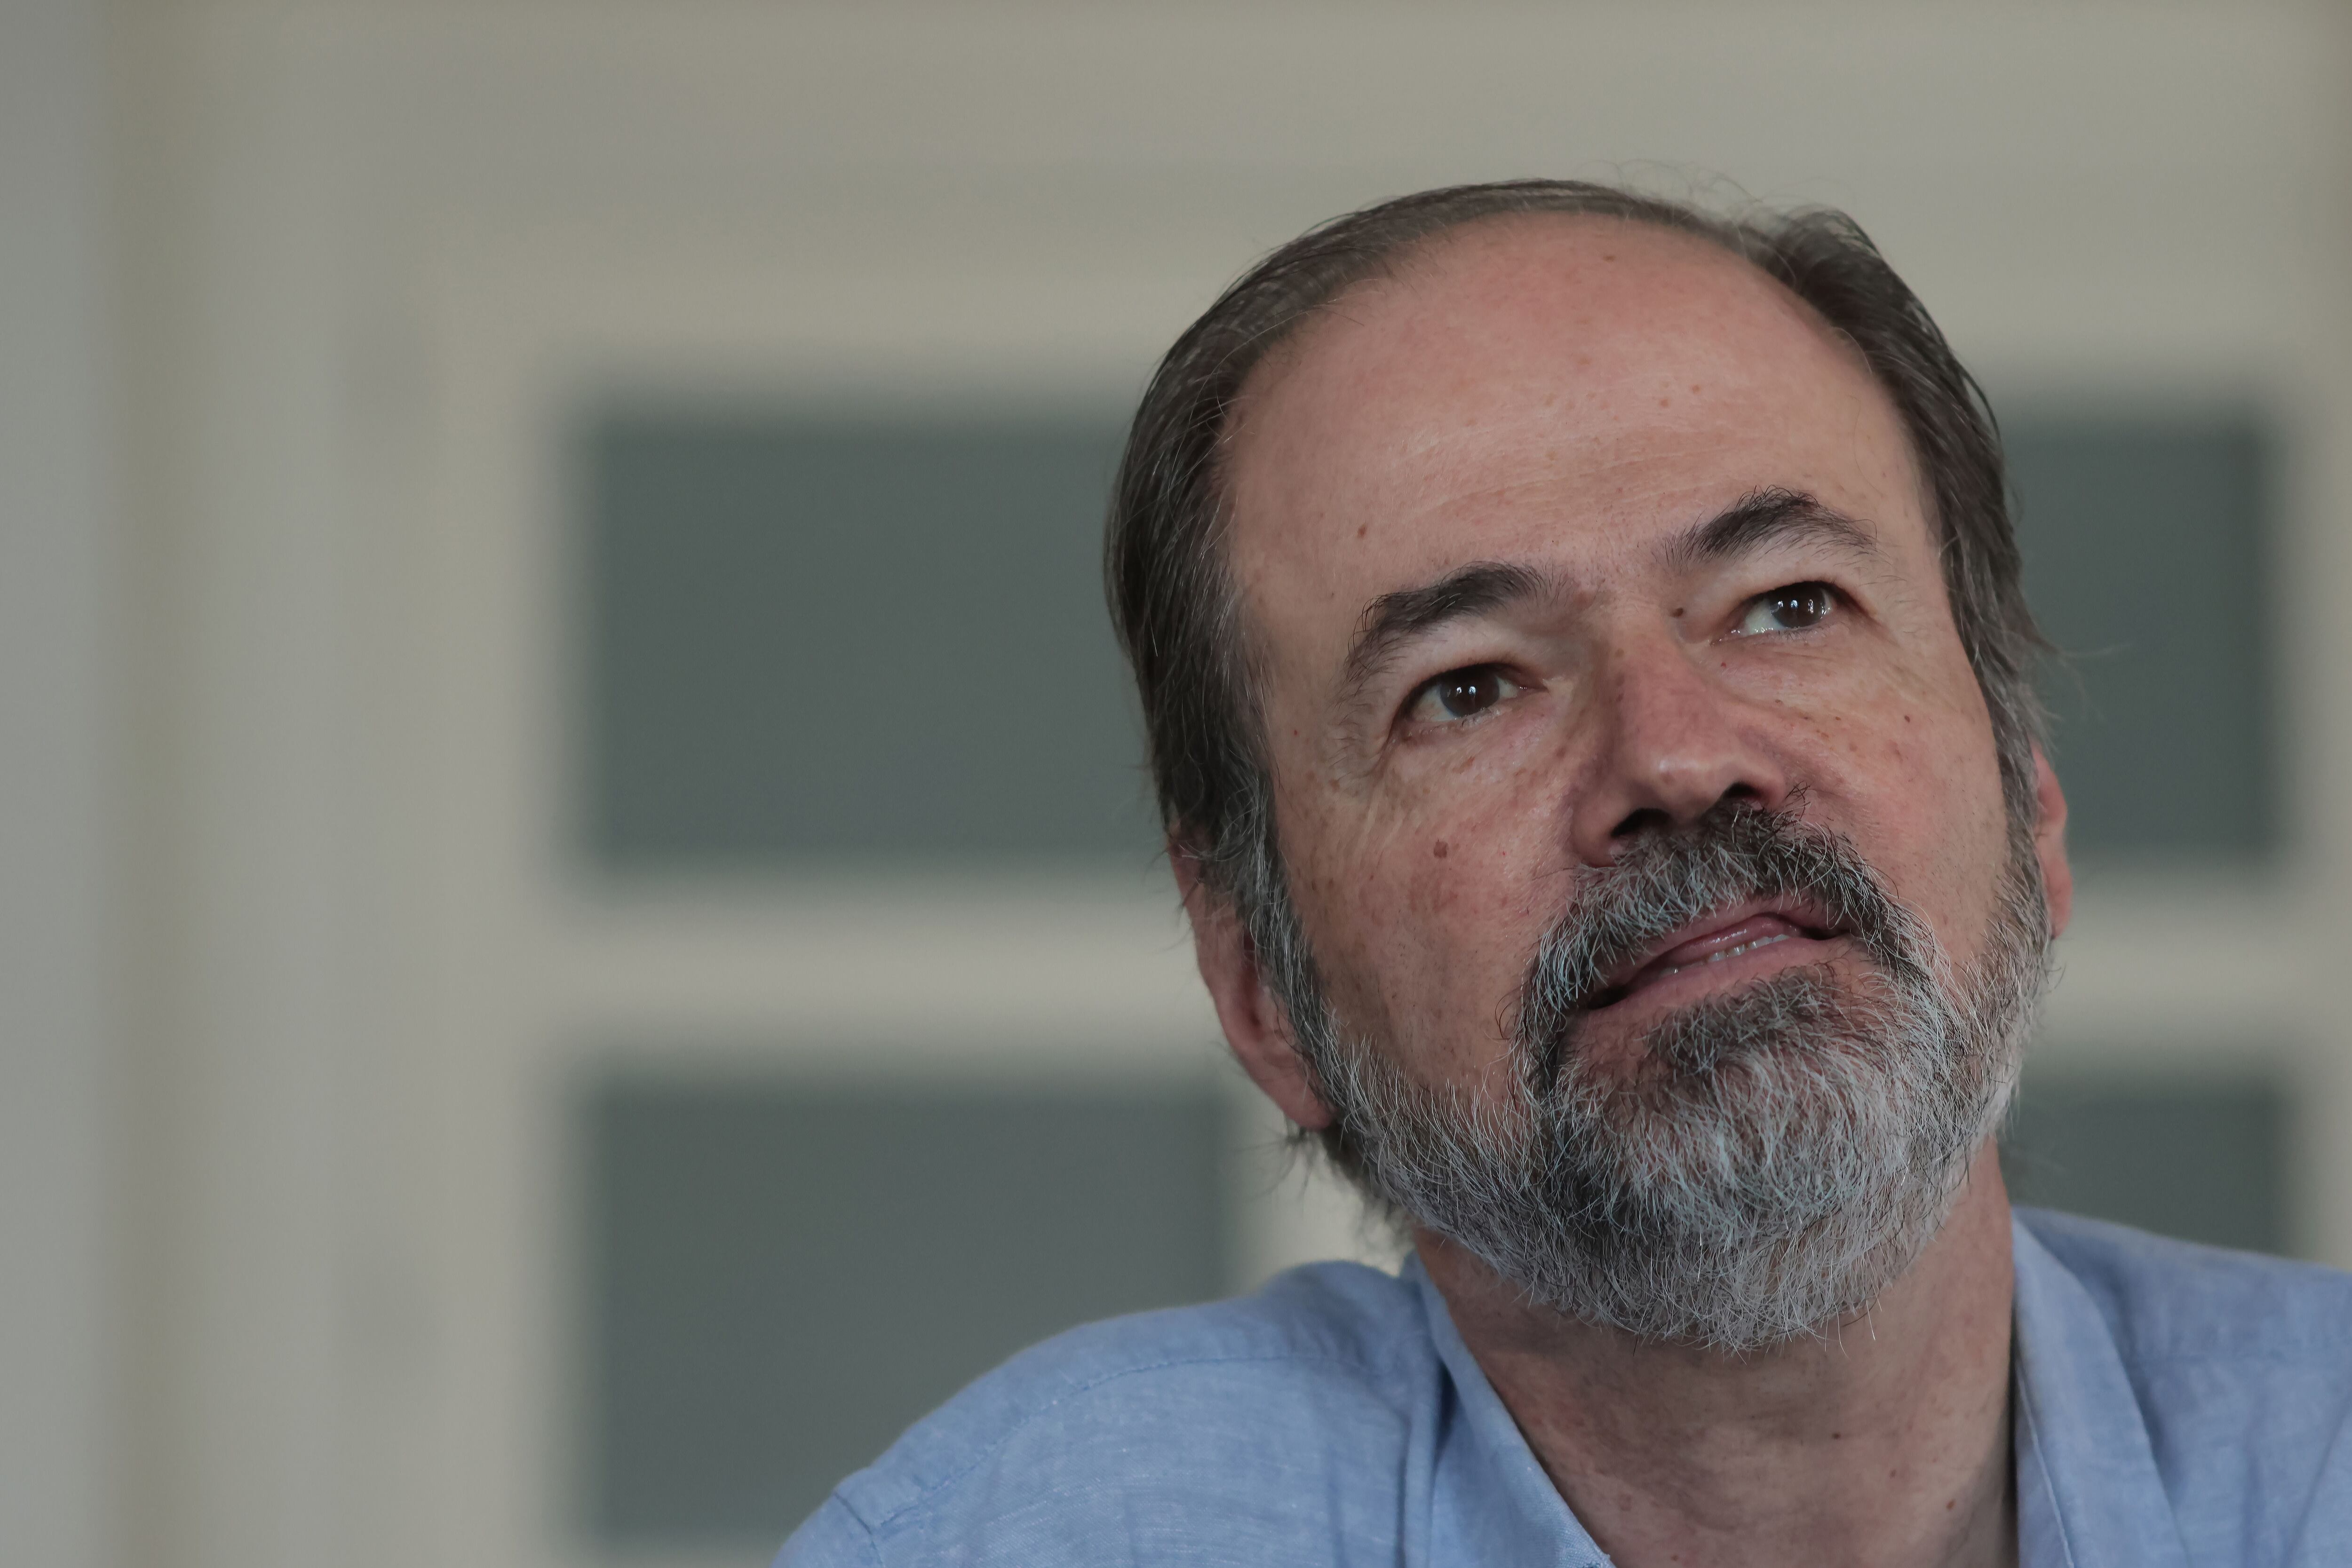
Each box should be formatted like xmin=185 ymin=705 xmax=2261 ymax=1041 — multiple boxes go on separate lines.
xmin=779 ymin=1209 xmax=2352 ymax=1567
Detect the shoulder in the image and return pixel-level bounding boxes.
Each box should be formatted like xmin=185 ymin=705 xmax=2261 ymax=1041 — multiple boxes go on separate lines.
xmin=2019 ymin=1207 xmax=2352 ymax=1558
xmin=779 ymin=1261 xmax=1436 ymax=1568
xmin=2018 ymin=1205 xmax=2352 ymax=1367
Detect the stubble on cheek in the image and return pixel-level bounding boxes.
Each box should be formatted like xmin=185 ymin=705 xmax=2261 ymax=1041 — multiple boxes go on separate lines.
xmin=1843 ymin=721 xmax=2010 ymax=976
xmin=1739 ymin=642 xmax=2010 ymax=976
xmin=1302 ymin=802 xmax=1560 ymax=1099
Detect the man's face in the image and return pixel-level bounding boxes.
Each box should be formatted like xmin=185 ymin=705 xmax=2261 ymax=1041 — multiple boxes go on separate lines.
xmin=1220 ymin=217 xmax=2053 ymax=1120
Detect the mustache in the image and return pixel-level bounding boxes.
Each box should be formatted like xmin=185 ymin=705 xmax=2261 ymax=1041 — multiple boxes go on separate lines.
xmin=1517 ymin=803 xmax=1934 ymax=1085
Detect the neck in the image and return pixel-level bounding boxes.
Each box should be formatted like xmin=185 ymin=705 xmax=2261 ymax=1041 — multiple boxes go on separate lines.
xmin=1417 ymin=1142 xmax=2016 ymax=1568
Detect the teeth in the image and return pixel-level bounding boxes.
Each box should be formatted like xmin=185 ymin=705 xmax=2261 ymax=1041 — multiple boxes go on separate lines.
xmin=1706 ymin=931 xmax=1791 ymax=964
xmin=1657 ymin=930 xmax=1792 ymax=980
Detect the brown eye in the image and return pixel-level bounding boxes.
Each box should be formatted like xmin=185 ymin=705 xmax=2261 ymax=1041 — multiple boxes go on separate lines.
xmin=1408 ymin=665 xmax=1520 ymax=725
xmin=1734 ymin=582 xmax=1836 ymax=635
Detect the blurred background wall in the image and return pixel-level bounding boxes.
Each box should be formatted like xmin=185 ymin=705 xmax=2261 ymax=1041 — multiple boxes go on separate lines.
xmin=9 ymin=1 xmax=2352 ymax=1564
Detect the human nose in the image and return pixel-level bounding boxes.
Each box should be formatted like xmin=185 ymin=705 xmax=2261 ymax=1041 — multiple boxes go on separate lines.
xmin=1565 ymin=634 xmax=1794 ymax=867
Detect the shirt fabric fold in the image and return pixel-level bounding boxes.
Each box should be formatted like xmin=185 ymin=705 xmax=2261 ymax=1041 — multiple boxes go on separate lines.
xmin=779 ymin=1208 xmax=2352 ymax=1567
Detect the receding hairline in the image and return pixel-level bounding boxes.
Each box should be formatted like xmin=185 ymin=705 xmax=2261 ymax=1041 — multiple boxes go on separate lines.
xmin=1211 ymin=207 xmax=1911 ymax=616
xmin=1223 ymin=211 xmax=1788 ymax=411
xmin=1220 ymin=206 xmax=1882 ymax=482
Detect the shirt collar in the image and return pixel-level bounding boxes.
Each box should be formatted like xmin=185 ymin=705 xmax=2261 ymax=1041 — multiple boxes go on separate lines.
xmin=1408 ymin=1254 xmax=1613 ymax=1567
xmin=2011 ymin=1212 xmax=2193 ymax=1568
xmin=1406 ymin=1217 xmax=2189 ymax=1567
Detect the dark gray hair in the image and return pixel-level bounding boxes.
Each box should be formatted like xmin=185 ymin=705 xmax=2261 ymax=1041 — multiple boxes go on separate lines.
xmin=1104 ymin=179 xmax=2045 ymax=936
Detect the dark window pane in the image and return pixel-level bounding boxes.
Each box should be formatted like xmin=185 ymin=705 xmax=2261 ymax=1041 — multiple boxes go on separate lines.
xmin=2007 ymin=416 xmax=2276 ymax=860
xmin=581 ymin=415 xmax=1147 ymax=869
xmin=2001 ymin=1067 xmax=2290 ymax=1254
xmin=582 ymin=1077 xmax=1231 ymax=1544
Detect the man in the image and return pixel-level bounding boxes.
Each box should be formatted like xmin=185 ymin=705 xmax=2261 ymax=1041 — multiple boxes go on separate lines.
xmin=781 ymin=181 xmax=2352 ymax=1566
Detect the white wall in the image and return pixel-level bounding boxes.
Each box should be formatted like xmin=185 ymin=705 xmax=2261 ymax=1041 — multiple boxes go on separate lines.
xmin=100 ymin=4 xmax=2352 ymax=1566
xmin=0 ymin=0 xmax=123 ymax=1564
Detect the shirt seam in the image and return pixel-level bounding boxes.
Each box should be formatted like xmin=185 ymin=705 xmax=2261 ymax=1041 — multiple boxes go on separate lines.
xmin=2014 ymin=1363 xmax=2078 ymax=1568
xmin=818 ymin=1492 xmax=889 ymax=1567
xmin=854 ymin=1348 xmax=1400 ymax=1540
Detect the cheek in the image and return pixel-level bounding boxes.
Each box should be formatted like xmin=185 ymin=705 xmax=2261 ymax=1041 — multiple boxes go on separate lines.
xmin=1303 ymin=744 xmax=1569 ymax=1069
xmin=1797 ymin=679 xmax=2010 ymax=948
xmin=1379 ymin=730 xmax=1570 ymax=923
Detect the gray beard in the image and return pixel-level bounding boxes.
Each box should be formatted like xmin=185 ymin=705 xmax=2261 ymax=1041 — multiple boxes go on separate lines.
xmin=1271 ymin=806 xmax=2052 ymax=1352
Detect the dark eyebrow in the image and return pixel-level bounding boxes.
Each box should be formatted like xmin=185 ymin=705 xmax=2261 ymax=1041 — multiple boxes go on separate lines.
xmin=1661 ymin=486 xmax=1881 ymax=570
xmin=1338 ymin=559 xmax=1553 ymax=704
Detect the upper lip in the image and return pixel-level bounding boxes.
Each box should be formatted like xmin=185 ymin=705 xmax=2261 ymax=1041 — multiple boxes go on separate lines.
xmin=1589 ymin=897 xmax=1843 ymax=1008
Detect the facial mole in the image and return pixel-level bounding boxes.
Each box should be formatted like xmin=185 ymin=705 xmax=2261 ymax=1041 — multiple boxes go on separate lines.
xmin=1432 ymin=839 xmax=1450 ymax=859
xmin=1671 ymin=606 xmax=1685 ymax=618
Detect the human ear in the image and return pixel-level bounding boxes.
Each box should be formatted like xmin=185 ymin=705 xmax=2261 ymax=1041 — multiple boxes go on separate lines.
xmin=2030 ymin=744 xmax=2073 ymax=939
xmin=1172 ymin=843 xmax=1336 ymax=1132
